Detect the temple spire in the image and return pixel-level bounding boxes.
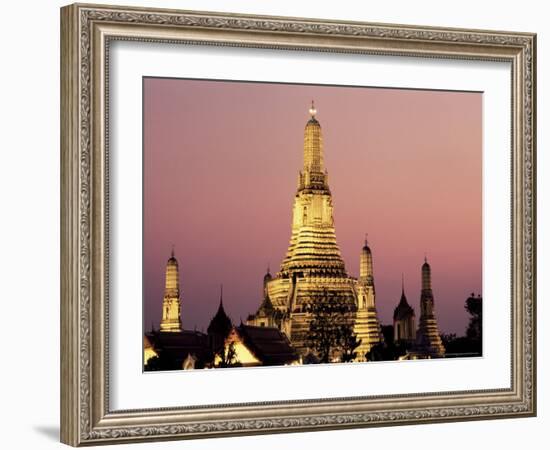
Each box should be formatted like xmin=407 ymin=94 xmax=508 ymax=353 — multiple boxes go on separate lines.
xmin=416 ymin=258 xmax=445 ymax=356
xmin=282 ymin=102 xmax=343 ymax=275
xmin=160 ymin=250 xmax=182 ymax=332
xmin=303 ymin=100 xmax=324 ymax=175
xmin=422 ymin=257 xmax=432 ymax=291
xmin=359 ymin=237 xmax=374 ymax=283
xmin=309 ymin=100 xmax=317 ymax=118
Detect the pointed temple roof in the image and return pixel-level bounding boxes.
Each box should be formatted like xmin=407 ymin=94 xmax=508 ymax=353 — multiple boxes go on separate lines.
xmin=168 ymin=245 xmax=178 ymax=264
xmin=258 ymin=292 xmax=275 ymax=313
xmin=235 ymin=324 xmax=299 ymax=366
xmin=393 ymin=276 xmax=415 ymax=321
xmin=263 ymin=266 xmax=272 ymax=283
xmin=422 ymin=256 xmax=431 ymax=272
xmin=421 ymin=256 xmax=433 ymax=293
xmin=207 ymin=286 xmax=232 ymax=335
xmin=362 ymin=234 xmax=371 ymax=253
xmin=359 ymin=234 xmax=374 ymax=284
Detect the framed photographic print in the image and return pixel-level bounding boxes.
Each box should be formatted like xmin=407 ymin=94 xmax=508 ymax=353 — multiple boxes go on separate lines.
xmin=60 ymin=3 xmax=536 ymax=446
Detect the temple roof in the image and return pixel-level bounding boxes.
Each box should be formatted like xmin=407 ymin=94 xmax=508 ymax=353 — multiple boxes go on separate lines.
xmin=167 ymin=247 xmax=178 ymax=265
xmin=263 ymin=269 xmax=272 ymax=283
xmin=147 ymin=330 xmax=207 ymax=348
xmin=257 ymin=293 xmax=275 ymax=313
xmin=207 ymin=298 xmax=233 ymax=336
xmin=235 ymin=325 xmax=299 ymax=366
xmin=145 ymin=330 xmax=209 ymax=360
xmin=143 ymin=335 xmax=154 ymax=350
xmin=393 ymin=289 xmax=415 ymax=321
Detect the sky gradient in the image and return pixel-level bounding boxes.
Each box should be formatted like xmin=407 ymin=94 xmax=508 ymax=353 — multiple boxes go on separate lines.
xmin=143 ymin=78 xmax=482 ymax=336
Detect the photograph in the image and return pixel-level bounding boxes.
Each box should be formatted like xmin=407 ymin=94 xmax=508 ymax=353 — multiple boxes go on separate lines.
xmin=142 ymin=78 xmax=483 ymax=371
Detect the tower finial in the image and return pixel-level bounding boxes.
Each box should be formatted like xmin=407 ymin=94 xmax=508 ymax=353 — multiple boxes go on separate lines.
xmin=401 ymin=273 xmax=405 ymax=294
xmin=171 ymin=244 xmax=175 ymax=258
xmin=424 ymin=253 xmax=427 ymax=263
xmin=220 ymin=284 xmax=223 ymax=305
xmin=267 ymin=262 xmax=270 ymax=274
xmin=309 ymin=100 xmax=317 ymax=118
xmin=365 ymin=233 xmax=368 ymax=246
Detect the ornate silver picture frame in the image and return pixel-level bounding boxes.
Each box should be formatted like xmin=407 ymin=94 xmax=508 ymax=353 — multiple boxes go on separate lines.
xmin=60 ymin=3 xmax=536 ymax=446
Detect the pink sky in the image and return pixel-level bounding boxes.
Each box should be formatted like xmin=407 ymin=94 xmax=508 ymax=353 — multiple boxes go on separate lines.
xmin=143 ymin=78 xmax=482 ymax=336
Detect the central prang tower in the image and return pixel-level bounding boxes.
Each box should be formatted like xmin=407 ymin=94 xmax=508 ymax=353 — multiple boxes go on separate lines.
xmin=249 ymin=103 xmax=383 ymax=358
xmin=279 ymin=102 xmax=347 ymax=278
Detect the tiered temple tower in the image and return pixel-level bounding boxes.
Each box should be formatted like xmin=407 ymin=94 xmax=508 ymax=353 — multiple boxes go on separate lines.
xmin=248 ymin=103 xmax=383 ymax=357
xmin=415 ymin=258 xmax=445 ymax=356
xmin=159 ymin=249 xmax=182 ymax=332
xmin=393 ymin=276 xmax=416 ymax=344
xmin=354 ymin=238 xmax=384 ymax=359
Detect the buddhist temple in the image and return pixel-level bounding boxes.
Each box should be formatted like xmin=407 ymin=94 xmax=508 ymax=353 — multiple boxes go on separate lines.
xmin=247 ymin=102 xmax=383 ymax=358
xmin=207 ymin=285 xmax=233 ymax=354
xmin=393 ymin=275 xmax=416 ymax=344
xmin=415 ymin=258 xmax=445 ymax=357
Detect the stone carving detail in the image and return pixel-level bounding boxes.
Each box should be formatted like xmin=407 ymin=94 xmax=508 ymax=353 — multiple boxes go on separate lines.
xmin=76 ymin=7 xmax=535 ymax=441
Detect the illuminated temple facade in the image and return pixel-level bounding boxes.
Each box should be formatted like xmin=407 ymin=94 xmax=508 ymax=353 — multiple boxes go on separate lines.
xmin=247 ymin=103 xmax=384 ymax=359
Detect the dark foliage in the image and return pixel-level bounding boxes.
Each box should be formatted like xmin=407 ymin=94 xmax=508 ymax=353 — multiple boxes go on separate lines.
xmin=465 ymin=294 xmax=482 ymax=342
xmin=305 ymin=290 xmax=359 ymax=363
xmin=366 ymin=325 xmax=409 ymax=362
xmin=216 ymin=341 xmax=241 ymax=368
xmin=339 ymin=326 xmax=362 ymax=362
xmin=440 ymin=295 xmax=482 ymax=357
xmin=144 ymin=353 xmax=181 ymax=371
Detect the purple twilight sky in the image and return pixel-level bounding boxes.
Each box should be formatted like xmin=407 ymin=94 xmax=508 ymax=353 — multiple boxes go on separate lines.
xmin=143 ymin=78 xmax=482 ymax=336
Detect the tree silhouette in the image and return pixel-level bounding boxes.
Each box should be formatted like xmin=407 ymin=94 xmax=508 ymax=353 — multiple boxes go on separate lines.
xmin=439 ymin=295 xmax=482 ymax=357
xmin=465 ymin=293 xmax=482 ymax=355
xmin=216 ymin=341 xmax=240 ymax=368
xmin=339 ymin=325 xmax=362 ymax=362
xmin=306 ymin=290 xmax=358 ymax=363
xmin=144 ymin=353 xmax=180 ymax=371
xmin=365 ymin=325 xmax=407 ymax=361
xmin=465 ymin=294 xmax=482 ymax=341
